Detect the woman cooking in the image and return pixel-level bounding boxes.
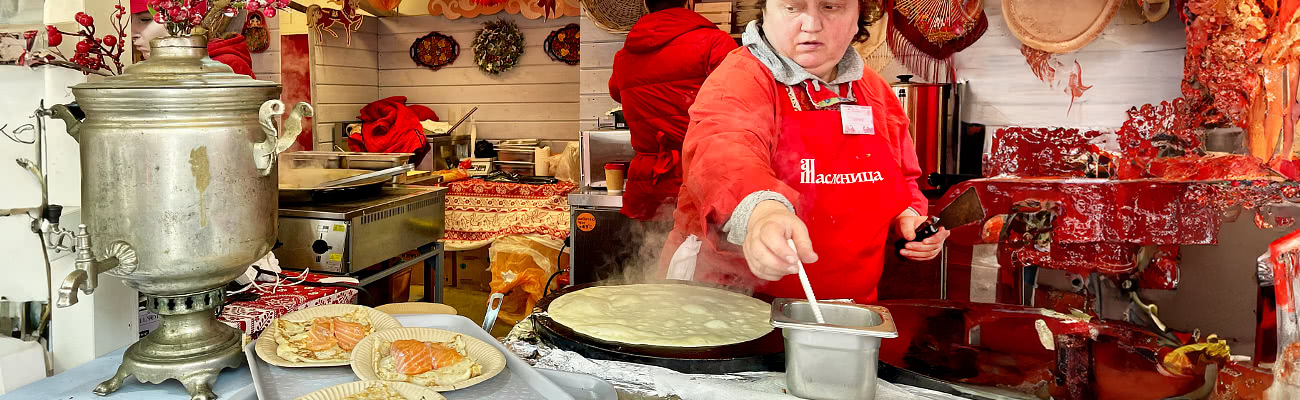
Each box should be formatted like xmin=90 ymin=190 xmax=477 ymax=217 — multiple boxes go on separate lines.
xmin=660 ymin=0 xmax=949 ymax=303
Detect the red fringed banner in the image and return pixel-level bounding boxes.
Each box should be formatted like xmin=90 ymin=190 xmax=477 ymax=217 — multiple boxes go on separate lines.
xmin=887 ymin=0 xmax=988 ymax=83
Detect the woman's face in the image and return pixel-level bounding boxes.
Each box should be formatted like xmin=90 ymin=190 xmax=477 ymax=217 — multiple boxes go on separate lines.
xmin=131 ymin=11 xmax=168 ymax=59
xmin=762 ymin=0 xmax=858 ymax=81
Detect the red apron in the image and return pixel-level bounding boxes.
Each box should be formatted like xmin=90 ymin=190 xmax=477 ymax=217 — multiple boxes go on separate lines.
xmin=758 ymin=83 xmax=910 ymax=303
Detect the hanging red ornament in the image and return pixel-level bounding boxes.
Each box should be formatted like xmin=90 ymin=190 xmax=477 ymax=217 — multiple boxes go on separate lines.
xmin=473 ymin=0 xmax=508 ymax=5
xmin=537 ymin=0 xmax=557 ymax=18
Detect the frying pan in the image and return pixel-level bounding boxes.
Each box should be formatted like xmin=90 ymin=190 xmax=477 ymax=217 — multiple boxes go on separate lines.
xmin=278 ymin=168 xmax=387 ymax=203
xmin=531 ymin=279 xmax=785 ymax=374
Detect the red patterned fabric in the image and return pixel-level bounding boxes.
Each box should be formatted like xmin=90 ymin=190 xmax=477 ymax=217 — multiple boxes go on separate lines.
xmin=441 ymin=180 xmax=575 ymax=251
xmin=218 ymin=271 xmax=358 ymax=337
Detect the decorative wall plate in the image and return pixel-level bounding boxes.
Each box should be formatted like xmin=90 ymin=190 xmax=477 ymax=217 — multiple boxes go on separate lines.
xmin=411 ymin=31 xmax=459 ymax=71
xmin=545 ymin=23 xmax=580 ymax=65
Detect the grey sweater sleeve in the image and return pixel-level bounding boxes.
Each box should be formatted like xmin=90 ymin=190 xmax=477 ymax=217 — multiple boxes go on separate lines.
xmin=721 ymin=190 xmax=796 ymax=245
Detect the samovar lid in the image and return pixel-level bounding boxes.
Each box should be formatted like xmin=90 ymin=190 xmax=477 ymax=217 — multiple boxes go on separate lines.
xmin=74 ymin=36 xmax=276 ymax=90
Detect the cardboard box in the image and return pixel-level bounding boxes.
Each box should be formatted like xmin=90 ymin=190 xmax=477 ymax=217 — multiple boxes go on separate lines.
xmin=456 ymin=248 xmax=492 ymax=292
xmin=139 ymin=304 xmax=160 ymax=339
xmin=402 ymin=251 xmax=458 ymax=290
xmin=403 ymin=250 xmax=424 ymax=284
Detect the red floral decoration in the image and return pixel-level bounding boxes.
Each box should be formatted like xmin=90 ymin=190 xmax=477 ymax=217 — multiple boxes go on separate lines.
xmin=544 ymin=23 xmax=579 ymax=65
xmin=28 ymin=2 xmax=129 ymax=75
xmin=146 ymin=0 xmax=290 ymax=37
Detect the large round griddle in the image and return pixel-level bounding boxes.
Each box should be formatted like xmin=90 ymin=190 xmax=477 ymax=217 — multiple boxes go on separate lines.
xmin=532 ymin=280 xmax=785 ymax=374
xmin=278 ymin=168 xmax=387 ymax=203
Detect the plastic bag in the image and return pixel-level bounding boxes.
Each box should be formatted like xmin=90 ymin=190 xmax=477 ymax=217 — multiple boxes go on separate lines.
xmin=488 ymin=235 xmax=566 ymax=325
xmin=550 ymin=142 xmax=581 ymax=184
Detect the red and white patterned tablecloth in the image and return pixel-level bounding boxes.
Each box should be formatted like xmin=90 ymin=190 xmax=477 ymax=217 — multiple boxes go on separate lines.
xmin=441 ymin=180 xmax=576 ymax=251
xmin=218 ymin=271 xmax=357 ymax=337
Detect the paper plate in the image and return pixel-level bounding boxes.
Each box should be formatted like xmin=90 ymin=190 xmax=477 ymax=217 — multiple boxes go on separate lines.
xmin=294 ymin=380 xmax=445 ymax=400
xmin=256 ymin=304 xmax=403 ymax=368
xmin=350 ymin=327 xmax=506 ymax=391
xmin=374 ymin=302 xmax=458 ymax=316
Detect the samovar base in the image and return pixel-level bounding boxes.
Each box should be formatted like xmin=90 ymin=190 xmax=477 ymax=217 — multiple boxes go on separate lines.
xmin=93 ymin=289 xmax=244 ymax=400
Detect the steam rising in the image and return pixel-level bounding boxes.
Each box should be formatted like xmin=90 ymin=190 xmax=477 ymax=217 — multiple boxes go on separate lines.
xmin=589 ymin=202 xmax=759 ymax=296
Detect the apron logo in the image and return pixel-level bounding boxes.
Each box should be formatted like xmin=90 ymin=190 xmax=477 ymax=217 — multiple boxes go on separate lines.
xmin=800 ymin=159 xmax=883 ymax=185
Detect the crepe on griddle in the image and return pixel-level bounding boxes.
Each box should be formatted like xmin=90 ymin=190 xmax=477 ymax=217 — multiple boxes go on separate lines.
xmin=547 ymin=284 xmax=773 ymax=347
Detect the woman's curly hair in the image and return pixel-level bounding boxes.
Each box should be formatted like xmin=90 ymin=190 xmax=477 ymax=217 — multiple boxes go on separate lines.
xmin=754 ymin=0 xmax=885 ymax=43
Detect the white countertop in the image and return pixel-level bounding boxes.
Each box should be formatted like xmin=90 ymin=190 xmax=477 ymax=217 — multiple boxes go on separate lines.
xmin=568 ymin=187 xmax=622 ymax=209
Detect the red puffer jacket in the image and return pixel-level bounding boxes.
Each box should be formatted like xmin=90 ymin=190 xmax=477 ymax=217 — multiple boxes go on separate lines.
xmin=609 ymin=7 xmax=737 ymax=221
xmin=208 ymin=34 xmax=256 ymax=78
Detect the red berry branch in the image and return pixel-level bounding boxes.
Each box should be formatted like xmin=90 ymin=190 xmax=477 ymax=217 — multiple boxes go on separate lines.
xmin=148 ymin=0 xmax=291 ymax=37
xmin=28 ymin=1 xmax=128 ymax=76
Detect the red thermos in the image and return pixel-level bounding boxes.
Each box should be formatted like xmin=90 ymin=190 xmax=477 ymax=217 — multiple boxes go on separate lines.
xmin=890 ymin=75 xmax=963 ymax=191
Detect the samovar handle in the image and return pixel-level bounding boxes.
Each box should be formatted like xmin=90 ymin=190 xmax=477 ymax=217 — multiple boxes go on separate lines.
xmin=254 ymin=100 xmax=314 ymax=177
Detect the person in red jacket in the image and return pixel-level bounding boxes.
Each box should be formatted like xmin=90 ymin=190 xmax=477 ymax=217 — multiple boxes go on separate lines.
xmin=609 ymin=0 xmax=738 ymax=221
xmin=131 ymin=0 xmax=257 ymax=78
xmin=658 ymin=0 xmax=949 ymax=304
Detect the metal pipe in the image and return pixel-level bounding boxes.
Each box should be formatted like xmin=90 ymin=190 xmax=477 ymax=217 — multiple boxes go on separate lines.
xmin=36 ymin=101 xmax=47 ymax=206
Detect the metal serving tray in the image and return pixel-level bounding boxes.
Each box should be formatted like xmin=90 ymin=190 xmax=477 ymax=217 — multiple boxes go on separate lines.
xmin=247 ymin=314 xmax=614 ymax=399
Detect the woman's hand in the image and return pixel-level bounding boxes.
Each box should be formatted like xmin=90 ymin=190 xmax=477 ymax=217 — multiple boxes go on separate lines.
xmin=744 ymin=200 xmax=819 ymax=281
xmin=895 ymin=209 xmax=949 ymax=261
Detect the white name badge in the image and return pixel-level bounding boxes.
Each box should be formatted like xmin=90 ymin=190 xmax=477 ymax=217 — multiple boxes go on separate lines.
xmin=840 ymin=104 xmax=875 ymax=135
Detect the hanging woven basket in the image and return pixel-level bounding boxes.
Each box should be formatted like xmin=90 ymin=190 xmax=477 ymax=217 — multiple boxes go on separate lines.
xmin=1003 ymin=0 xmax=1123 ymax=53
xmin=579 ymin=0 xmax=646 ymax=33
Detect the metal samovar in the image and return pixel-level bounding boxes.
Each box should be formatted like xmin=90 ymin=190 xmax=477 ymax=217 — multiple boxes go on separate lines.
xmin=47 ymin=36 xmax=312 ymax=400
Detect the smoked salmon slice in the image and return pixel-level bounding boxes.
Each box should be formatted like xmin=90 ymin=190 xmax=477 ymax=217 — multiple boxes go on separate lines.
xmin=332 ymin=319 xmax=367 ymax=351
xmin=304 ymin=317 xmax=338 ymax=351
xmin=392 ymin=340 xmax=434 ymax=375
xmin=390 ymin=339 xmax=466 ymax=375
xmin=428 ymin=342 xmax=465 ymax=369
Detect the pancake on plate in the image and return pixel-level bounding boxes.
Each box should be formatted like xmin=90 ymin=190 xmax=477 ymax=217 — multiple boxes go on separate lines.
xmin=276 ymin=309 xmax=374 ymax=363
xmin=339 ymin=381 xmax=406 ymax=400
xmin=373 ymin=335 xmax=484 ymax=387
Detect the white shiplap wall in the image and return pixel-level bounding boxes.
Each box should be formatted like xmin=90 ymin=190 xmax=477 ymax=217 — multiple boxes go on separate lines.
xmin=311 ymin=16 xmax=381 ymax=149
xmin=951 ymin=1 xmax=1186 ymax=130
xmin=376 ymin=14 xmax=580 ymax=140
xmin=579 ymin=15 xmax=625 ymax=131
xmin=578 ymin=0 xmax=1185 ymax=132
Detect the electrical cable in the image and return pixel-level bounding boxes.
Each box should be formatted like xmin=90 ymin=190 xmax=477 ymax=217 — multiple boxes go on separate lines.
xmin=35 ymin=231 xmax=52 ymax=338
xmin=542 ymin=237 xmax=570 ymax=297
xmin=2 ymin=123 xmax=37 ymax=144
xmin=245 ymin=265 xmax=374 ymax=305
